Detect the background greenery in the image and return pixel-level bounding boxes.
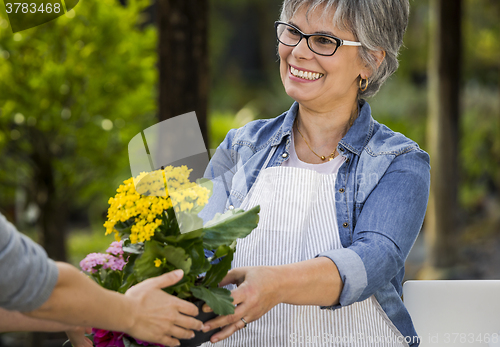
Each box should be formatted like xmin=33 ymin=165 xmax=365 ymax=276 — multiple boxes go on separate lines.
xmin=0 ymin=0 xmax=499 ymax=268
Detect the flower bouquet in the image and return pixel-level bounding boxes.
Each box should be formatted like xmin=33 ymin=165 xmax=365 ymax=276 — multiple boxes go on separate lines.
xmin=79 ymin=166 xmax=260 ymax=347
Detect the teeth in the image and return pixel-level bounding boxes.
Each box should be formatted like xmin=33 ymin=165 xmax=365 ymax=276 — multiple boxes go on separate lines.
xmin=290 ymin=67 xmax=324 ymax=81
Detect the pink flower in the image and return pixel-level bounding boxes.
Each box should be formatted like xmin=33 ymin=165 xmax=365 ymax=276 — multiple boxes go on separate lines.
xmin=92 ymin=328 xmax=125 ymax=347
xmin=80 ymin=251 xmax=127 ymax=273
xmin=107 ymin=256 xmax=126 ymax=271
xmin=80 ymin=253 xmax=112 ymax=273
xmin=106 ymin=241 xmax=124 ymax=256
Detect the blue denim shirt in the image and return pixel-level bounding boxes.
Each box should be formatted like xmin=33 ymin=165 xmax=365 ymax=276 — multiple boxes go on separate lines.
xmin=200 ymin=101 xmax=430 ymax=346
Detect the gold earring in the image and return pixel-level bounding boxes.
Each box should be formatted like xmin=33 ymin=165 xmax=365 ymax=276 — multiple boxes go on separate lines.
xmin=359 ymin=78 xmax=369 ymax=92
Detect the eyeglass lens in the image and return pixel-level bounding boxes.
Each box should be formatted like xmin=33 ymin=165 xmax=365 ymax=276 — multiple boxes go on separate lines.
xmin=276 ymin=23 xmax=339 ymax=56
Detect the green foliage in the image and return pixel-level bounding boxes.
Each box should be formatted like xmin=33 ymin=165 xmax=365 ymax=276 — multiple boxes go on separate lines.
xmin=190 ymin=286 xmax=235 ymax=316
xmin=203 ymin=205 xmax=260 ymax=249
xmin=88 ymin=204 xmax=260 ymax=316
xmin=459 ymin=86 xmax=500 ymax=210
xmin=0 ymin=0 xmax=158 ymax=215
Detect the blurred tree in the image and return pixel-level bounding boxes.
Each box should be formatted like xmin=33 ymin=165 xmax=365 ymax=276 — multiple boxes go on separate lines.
xmin=157 ymin=0 xmax=209 ymax=146
xmin=425 ymin=0 xmax=462 ymax=276
xmin=0 ymin=0 xmax=157 ymax=261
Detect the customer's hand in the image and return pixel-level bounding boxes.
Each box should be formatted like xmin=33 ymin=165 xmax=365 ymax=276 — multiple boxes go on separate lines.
xmin=65 ymin=326 xmax=93 ymax=347
xmin=123 ymin=269 xmax=204 ymax=347
xmin=200 ymin=266 xmax=281 ymax=343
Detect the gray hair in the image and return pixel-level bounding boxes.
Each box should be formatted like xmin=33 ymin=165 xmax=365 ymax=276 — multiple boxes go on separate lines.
xmin=279 ymin=0 xmax=409 ymax=98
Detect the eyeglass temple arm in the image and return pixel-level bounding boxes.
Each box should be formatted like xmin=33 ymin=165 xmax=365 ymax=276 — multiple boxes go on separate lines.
xmin=342 ymin=40 xmax=362 ymax=46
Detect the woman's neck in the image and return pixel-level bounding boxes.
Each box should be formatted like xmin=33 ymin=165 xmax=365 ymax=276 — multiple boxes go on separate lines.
xmin=295 ymin=100 xmax=359 ymax=148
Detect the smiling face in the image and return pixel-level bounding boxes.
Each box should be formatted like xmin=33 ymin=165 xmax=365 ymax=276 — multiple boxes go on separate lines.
xmin=279 ymin=6 xmax=370 ymax=112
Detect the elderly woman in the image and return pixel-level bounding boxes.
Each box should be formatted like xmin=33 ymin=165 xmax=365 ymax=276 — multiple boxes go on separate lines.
xmin=199 ymin=0 xmax=429 ymax=346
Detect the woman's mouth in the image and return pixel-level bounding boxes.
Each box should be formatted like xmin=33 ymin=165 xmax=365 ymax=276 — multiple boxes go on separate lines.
xmin=289 ymin=66 xmax=324 ymax=81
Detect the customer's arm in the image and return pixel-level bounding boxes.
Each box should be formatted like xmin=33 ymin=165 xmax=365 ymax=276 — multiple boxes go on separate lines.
xmin=0 ymin=307 xmax=76 ymax=332
xmin=25 ymin=264 xmax=202 ymax=345
xmin=0 ymin=214 xmax=203 ymax=346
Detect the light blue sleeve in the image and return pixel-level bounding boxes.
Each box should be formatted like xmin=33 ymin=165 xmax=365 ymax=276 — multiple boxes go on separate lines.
xmin=318 ymin=149 xmax=430 ymax=307
xmin=0 ymin=213 xmax=59 ymax=311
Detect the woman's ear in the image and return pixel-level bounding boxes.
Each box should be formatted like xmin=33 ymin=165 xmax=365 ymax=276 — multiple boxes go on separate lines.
xmin=374 ymin=50 xmax=386 ymax=69
xmin=360 ymin=50 xmax=386 ymax=79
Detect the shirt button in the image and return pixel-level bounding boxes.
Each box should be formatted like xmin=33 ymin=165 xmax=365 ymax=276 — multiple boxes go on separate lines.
xmin=343 ymin=222 xmax=349 ymax=228
xmin=339 ymin=147 xmax=345 ymax=152
xmin=339 ymin=188 xmax=345 ymax=193
xmin=282 ymin=152 xmax=289 ymax=158
xmin=345 ymin=157 xmax=350 ymax=163
xmin=228 ymin=205 xmax=234 ymax=210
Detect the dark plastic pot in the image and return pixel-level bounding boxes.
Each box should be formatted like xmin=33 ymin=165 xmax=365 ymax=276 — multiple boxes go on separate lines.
xmin=179 ymin=300 xmax=220 ymax=347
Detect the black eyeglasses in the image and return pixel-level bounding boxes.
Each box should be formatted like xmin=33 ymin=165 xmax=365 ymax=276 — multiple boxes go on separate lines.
xmin=275 ymin=21 xmax=361 ymax=56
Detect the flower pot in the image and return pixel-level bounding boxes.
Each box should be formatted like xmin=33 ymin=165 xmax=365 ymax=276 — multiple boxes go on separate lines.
xmin=179 ymin=300 xmax=220 ymax=347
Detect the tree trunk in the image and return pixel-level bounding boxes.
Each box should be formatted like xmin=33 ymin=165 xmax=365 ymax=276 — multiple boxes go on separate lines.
xmin=424 ymin=0 xmax=462 ymax=276
xmin=157 ymin=0 xmax=209 ymax=147
xmin=31 ymin=129 xmax=68 ymax=262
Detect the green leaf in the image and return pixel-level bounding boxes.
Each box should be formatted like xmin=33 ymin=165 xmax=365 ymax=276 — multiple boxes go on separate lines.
xmin=212 ymin=244 xmax=233 ymax=259
xmin=202 ymin=205 xmax=260 ymax=249
xmin=122 ymin=243 xmax=144 ymax=255
xmin=188 ymin=243 xmax=211 ymax=276
xmin=190 ymin=286 xmax=235 ymax=316
xmin=119 ymin=271 xmax=138 ymax=294
xmin=176 ymin=211 xmax=204 ymax=235
xmin=162 ymin=245 xmax=192 ymax=274
xmin=122 ymin=253 xmax=138 ymax=282
xmin=115 ymin=220 xmax=134 ymax=232
xmin=202 ymin=251 xmax=233 ymax=288
xmin=163 ymin=228 xmax=204 ymax=244
xmin=103 ymin=270 xmax=123 ymax=291
xmin=134 ymin=241 xmax=192 ymax=281
xmin=134 ymin=242 xmax=164 ymax=281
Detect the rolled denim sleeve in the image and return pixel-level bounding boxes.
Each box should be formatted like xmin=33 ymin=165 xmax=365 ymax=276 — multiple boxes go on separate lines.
xmin=0 ymin=214 xmax=59 ymax=311
xmin=318 ymin=148 xmax=430 ymax=308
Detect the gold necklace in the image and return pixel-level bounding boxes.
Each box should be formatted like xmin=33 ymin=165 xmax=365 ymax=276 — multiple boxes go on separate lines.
xmin=295 ymin=119 xmax=337 ymax=161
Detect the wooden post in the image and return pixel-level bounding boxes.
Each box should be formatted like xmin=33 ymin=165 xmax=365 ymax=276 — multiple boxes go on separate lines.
xmin=157 ymin=0 xmax=209 ymax=147
xmin=425 ymin=0 xmax=462 ymax=276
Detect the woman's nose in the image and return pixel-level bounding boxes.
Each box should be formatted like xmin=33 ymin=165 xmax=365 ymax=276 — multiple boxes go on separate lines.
xmin=292 ymin=37 xmax=315 ymax=60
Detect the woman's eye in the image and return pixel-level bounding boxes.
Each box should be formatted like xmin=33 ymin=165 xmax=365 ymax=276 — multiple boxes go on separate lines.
xmin=316 ymin=36 xmax=336 ymax=45
xmin=286 ymin=28 xmax=300 ymax=36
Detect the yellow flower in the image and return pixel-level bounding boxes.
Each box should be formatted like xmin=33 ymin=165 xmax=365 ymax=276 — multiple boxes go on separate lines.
xmin=103 ymin=166 xmax=210 ymax=243
xmin=154 ymin=258 xmax=162 ymax=267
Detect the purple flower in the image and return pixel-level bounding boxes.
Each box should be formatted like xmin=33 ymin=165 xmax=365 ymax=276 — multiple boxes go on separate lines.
xmin=107 ymin=256 xmax=126 ymax=271
xmin=80 ymin=253 xmax=113 ymax=273
xmin=106 ymin=241 xmax=124 ymax=256
xmin=92 ymin=328 xmax=125 ymax=347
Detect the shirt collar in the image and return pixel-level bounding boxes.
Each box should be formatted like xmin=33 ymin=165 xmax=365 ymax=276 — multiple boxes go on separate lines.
xmin=272 ymin=100 xmax=374 ymax=156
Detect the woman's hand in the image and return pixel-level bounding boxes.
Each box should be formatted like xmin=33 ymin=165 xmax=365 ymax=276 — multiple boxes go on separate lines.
xmin=65 ymin=326 xmax=93 ymax=347
xmin=123 ymin=270 xmax=204 ymax=346
xmin=200 ymin=266 xmax=282 ymax=343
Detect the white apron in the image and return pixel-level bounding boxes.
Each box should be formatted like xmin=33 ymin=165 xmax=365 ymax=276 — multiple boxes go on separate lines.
xmin=204 ymin=165 xmax=408 ymax=347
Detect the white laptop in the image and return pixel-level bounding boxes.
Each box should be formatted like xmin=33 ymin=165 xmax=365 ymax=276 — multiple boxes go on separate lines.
xmin=403 ymin=280 xmax=500 ymax=346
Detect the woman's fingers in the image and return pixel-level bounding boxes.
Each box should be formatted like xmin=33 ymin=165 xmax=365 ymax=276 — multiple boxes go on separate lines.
xmin=210 ymin=318 xmax=247 ymax=343
xmin=174 ymin=297 xmax=200 ymax=318
xmin=219 ymin=268 xmax=245 ymax=287
xmin=158 ymin=336 xmax=181 ymax=347
xmin=163 ymin=324 xmax=196 ymax=340
xmin=202 ymin=302 xmax=248 ymax=332
xmin=173 ymin=313 xmax=205 ymax=332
